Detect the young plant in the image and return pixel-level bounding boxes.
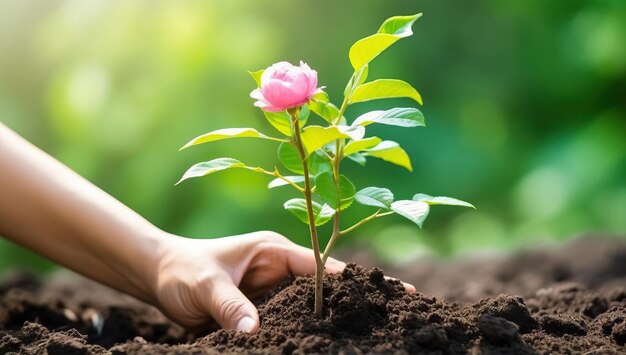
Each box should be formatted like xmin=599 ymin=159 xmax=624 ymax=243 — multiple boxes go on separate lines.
xmin=178 ymin=13 xmax=474 ymax=318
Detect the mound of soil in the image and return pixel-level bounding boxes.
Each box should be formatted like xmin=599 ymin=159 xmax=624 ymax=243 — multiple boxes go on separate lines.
xmin=1 ymin=236 xmax=625 ymax=354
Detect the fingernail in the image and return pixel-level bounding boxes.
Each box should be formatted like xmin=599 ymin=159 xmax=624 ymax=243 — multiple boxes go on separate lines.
xmin=235 ymin=316 xmax=255 ymax=332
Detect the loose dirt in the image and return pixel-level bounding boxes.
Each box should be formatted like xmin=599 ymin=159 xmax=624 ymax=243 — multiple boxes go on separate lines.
xmin=1 ymin=236 xmax=625 ymax=354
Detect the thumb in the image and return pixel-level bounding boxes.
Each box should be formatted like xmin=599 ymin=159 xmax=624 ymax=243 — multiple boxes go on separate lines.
xmin=206 ymin=278 xmax=259 ymax=333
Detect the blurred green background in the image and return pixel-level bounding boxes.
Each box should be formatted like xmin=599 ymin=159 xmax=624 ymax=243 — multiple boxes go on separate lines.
xmin=1 ymin=0 xmax=625 ymax=271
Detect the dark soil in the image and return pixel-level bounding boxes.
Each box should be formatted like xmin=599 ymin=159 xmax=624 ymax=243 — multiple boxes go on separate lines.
xmin=1 ymin=235 xmax=625 ymax=354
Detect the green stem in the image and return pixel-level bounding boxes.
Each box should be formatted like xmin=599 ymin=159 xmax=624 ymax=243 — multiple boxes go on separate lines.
xmin=339 ymin=210 xmax=393 ymax=237
xmin=289 ymin=107 xmax=324 ymax=318
xmin=250 ymin=167 xmax=305 ymax=192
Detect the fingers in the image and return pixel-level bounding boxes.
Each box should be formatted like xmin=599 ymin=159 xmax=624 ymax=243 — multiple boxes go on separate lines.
xmin=203 ymin=277 xmax=259 ymax=333
xmin=258 ymin=232 xmax=412 ymax=292
xmin=384 ymin=276 xmax=416 ymax=293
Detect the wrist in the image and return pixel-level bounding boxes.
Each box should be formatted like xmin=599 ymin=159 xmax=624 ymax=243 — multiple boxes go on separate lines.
xmin=120 ymin=227 xmax=171 ymax=305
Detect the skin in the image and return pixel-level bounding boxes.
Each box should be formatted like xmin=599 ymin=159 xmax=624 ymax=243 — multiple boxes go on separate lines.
xmin=0 ymin=122 xmax=415 ymax=333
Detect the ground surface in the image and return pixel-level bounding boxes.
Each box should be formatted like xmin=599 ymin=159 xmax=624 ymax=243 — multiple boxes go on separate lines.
xmin=1 ymin=235 xmax=625 ymax=354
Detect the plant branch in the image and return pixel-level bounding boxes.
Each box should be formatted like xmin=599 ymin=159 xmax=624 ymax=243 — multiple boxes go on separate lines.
xmin=249 ymin=167 xmax=305 ymax=192
xmin=339 ymin=210 xmax=393 ymax=237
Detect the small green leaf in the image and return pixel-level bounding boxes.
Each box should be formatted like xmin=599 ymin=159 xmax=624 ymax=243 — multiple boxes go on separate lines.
xmin=278 ymin=142 xmax=303 ymax=174
xmin=248 ymin=69 xmax=264 ymax=87
xmin=180 ymin=128 xmax=287 ymax=150
xmin=312 ymin=91 xmax=330 ymax=103
xmin=344 ymin=64 xmax=369 ymax=97
xmin=349 ymin=13 xmax=421 ymax=71
xmin=309 ymin=99 xmax=340 ymax=123
xmin=283 ymin=198 xmax=335 ymax=226
xmin=363 ymin=140 xmax=412 ymax=171
xmin=413 ymin=194 xmax=475 ymax=209
xmin=347 ymin=152 xmax=367 ymax=166
xmin=355 ymin=187 xmax=394 ymax=209
xmin=377 ymin=13 xmax=422 ymax=36
xmin=300 ymin=126 xmax=351 ymax=156
xmin=315 ymin=172 xmax=356 ymax=210
xmin=299 ymin=104 xmax=310 ymax=126
xmin=268 ymin=176 xmax=306 ymax=189
xmin=177 ymin=158 xmax=245 ymax=185
xmin=344 ymin=136 xmax=382 ymax=156
xmin=391 ymin=200 xmax=430 ymax=228
xmin=351 ymin=79 xmax=423 ymax=105
xmin=264 ymin=111 xmax=292 ymax=136
xmin=352 ymin=107 xmax=425 ymax=128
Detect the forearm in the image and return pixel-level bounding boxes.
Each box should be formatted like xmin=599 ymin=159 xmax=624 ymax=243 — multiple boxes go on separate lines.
xmin=0 ymin=122 xmax=164 ymax=303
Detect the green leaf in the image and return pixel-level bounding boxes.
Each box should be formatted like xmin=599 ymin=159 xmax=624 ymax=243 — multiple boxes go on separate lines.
xmin=352 ymin=107 xmax=425 ymax=128
xmin=338 ymin=125 xmax=365 ymax=141
xmin=391 ymin=200 xmax=430 ymax=228
xmin=413 ymin=194 xmax=475 ymax=209
xmin=300 ymin=126 xmax=351 ymax=156
xmin=349 ymin=13 xmax=421 ymax=71
xmin=309 ymin=151 xmax=333 ymax=175
xmin=309 ymin=99 xmax=340 ymax=124
xmin=264 ymin=111 xmax=291 ymax=136
xmin=363 ymin=140 xmax=412 ymax=171
xmin=278 ymin=142 xmax=303 ymax=174
xmin=312 ymin=91 xmax=330 ymax=103
xmin=377 ymin=13 xmax=422 ymax=36
xmin=299 ymin=104 xmax=310 ymax=126
xmin=344 ymin=64 xmax=369 ymax=97
xmin=248 ymin=69 xmax=264 ymax=87
xmin=314 ymin=172 xmax=356 ymax=210
xmin=351 ymin=79 xmax=423 ymax=105
xmin=344 ymin=136 xmax=382 ymax=156
xmin=355 ymin=187 xmax=394 ymax=209
xmin=267 ymin=176 xmax=306 ymax=189
xmin=346 ymin=152 xmax=367 ymax=166
xmin=177 ymin=158 xmax=245 ymax=185
xmin=180 ymin=128 xmax=287 ymax=150
xmin=283 ymin=198 xmax=335 ymax=226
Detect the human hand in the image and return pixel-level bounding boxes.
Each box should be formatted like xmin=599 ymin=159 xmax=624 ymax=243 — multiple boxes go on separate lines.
xmin=151 ymin=231 xmax=415 ymax=333
xmin=151 ymin=231 xmax=345 ymax=332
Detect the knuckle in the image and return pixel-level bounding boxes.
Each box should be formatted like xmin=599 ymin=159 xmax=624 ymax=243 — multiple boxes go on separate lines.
xmin=218 ymin=298 xmax=247 ymax=323
xmin=256 ymin=230 xmax=289 ymax=244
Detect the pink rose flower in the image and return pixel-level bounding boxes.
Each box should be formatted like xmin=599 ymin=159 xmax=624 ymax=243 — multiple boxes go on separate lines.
xmin=250 ymin=61 xmax=322 ymax=112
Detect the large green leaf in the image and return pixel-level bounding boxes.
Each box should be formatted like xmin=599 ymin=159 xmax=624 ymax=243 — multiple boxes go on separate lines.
xmin=278 ymin=142 xmax=303 ymax=174
xmin=413 ymin=194 xmax=475 ymax=209
xmin=351 ymin=79 xmax=423 ymax=105
xmin=355 ymin=187 xmax=394 ymax=209
xmin=180 ymin=128 xmax=286 ymax=150
xmin=315 ymin=172 xmax=356 ymax=210
xmin=267 ymin=176 xmax=306 ymax=189
xmin=363 ymin=140 xmax=412 ymax=171
xmin=344 ymin=136 xmax=382 ymax=156
xmin=248 ymin=69 xmax=264 ymax=87
xmin=309 ymin=99 xmax=340 ymax=124
xmin=349 ymin=13 xmax=421 ymax=71
xmin=177 ymin=158 xmax=245 ymax=185
xmin=391 ymin=200 xmax=430 ymax=228
xmin=283 ymin=198 xmax=335 ymax=226
xmin=300 ymin=126 xmax=351 ymax=156
xmin=352 ymin=107 xmax=425 ymax=128
xmin=264 ymin=111 xmax=292 ymax=136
